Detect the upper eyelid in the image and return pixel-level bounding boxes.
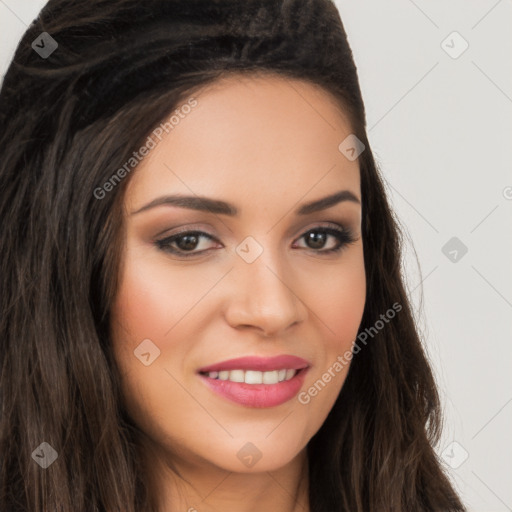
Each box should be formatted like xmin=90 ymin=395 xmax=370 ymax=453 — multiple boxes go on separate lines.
xmin=157 ymin=222 xmax=351 ymax=242
xmin=156 ymin=223 xmax=354 ymax=254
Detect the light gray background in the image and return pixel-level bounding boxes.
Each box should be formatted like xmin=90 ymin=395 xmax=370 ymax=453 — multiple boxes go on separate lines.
xmin=1 ymin=1 xmax=511 ymax=510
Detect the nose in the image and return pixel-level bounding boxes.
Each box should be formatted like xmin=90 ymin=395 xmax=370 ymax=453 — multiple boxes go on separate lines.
xmin=223 ymin=247 xmax=308 ymax=337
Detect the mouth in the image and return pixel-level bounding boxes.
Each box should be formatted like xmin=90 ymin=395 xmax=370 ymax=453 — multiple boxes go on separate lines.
xmin=196 ymin=355 xmax=310 ymax=408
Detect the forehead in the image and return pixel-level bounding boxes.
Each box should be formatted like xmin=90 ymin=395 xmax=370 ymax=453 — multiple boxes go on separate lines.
xmin=124 ymin=73 xmax=360 ymax=211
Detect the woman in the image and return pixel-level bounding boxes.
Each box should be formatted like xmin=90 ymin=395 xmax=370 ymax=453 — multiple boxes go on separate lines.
xmin=0 ymin=0 xmax=466 ymax=510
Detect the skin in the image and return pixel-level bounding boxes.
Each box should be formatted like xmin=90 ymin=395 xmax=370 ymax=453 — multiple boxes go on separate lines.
xmin=110 ymin=73 xmax=366 ymax=512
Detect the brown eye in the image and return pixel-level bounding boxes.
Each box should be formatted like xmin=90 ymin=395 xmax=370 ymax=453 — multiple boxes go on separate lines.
xmin=175 ymin=233 xmax=201 ymax=251
xmin=295 ymin=226 xmax=356 ymax=254
xmin=304 ymin=231 xmax=328 ymax=250
xmin=155 ymin=231 xmax=218 ymax=256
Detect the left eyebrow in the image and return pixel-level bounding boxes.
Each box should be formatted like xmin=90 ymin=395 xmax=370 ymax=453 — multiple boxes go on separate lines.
xmin=130 ymin=189 xmax=360 ymax=216
xmin=296 ymin=189 xmax=360 ymax=215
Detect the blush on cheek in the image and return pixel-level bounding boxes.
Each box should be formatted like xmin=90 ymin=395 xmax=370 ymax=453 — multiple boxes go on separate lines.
xmin=326 ymin=301 xmax=365 ymax=357
xmin=315 ymin=270 xmax=366 ymax=351
xmin=112 ymin=277 xmax=165 ymax=344
xmin=113 ymin=253 xmax=197 ymax=341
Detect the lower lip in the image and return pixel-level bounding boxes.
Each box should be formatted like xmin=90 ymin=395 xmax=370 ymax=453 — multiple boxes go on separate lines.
xmin=198 ymin=369 xmax=309 ymax=408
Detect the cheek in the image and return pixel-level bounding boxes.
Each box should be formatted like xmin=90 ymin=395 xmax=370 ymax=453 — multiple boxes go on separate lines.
xmin=307 ymin=245 xmax=366 ymax=348
xmin=293 ymin=246 xmax=365 ymax=437
xmin=111 ymin=246 xmax=213 ymax=346
xmin=109 ymin=249 xmax=191 ymax=402
xmin=109 ymin=250 xmax=199 ymax=438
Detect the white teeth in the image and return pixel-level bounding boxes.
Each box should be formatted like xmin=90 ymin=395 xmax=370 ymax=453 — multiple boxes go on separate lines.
xmin=229 ymin=369 xmax=245 ymax=382
xmin=245 ymin=370 xmax=263 ymax=384
xmin=285 ymin=369 xmax=295 ymax=380
xmin=262 ymin=370 xmax=279 ymax=384
xmin=206 ymin=369 xmax=298 ymax=384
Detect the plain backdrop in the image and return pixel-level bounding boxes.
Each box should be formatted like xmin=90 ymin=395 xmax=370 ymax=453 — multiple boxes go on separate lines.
xmin=1 ymin=1 xmax=511 ymax=510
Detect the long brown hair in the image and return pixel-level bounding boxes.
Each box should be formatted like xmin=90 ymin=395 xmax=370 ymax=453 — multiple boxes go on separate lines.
xmin=0 ymin=0 xmax=465 ymax=510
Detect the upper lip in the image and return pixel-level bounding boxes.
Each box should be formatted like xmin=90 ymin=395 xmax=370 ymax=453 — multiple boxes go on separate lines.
xmin=197 ymin=355 xmax=311 ymax=373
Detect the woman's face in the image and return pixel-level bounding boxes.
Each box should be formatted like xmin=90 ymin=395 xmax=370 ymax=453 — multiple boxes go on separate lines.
xmin=111 ymin=74 xmax=366 ymax=475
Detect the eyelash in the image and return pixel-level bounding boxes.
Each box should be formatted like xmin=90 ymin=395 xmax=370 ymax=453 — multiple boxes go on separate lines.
xmin=154 ymin=224 xmax=357 ymax=258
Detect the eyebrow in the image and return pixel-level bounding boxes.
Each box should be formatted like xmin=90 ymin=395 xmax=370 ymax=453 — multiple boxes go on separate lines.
xmin=130 ymin=189 xmax=360 ymax=216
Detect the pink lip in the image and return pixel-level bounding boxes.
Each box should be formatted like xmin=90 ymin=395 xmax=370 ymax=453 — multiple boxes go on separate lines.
xmin=198 ymin=368 xmax=310 ymax=408
xmin=197 ymin=355 xmax=310 ymax=373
